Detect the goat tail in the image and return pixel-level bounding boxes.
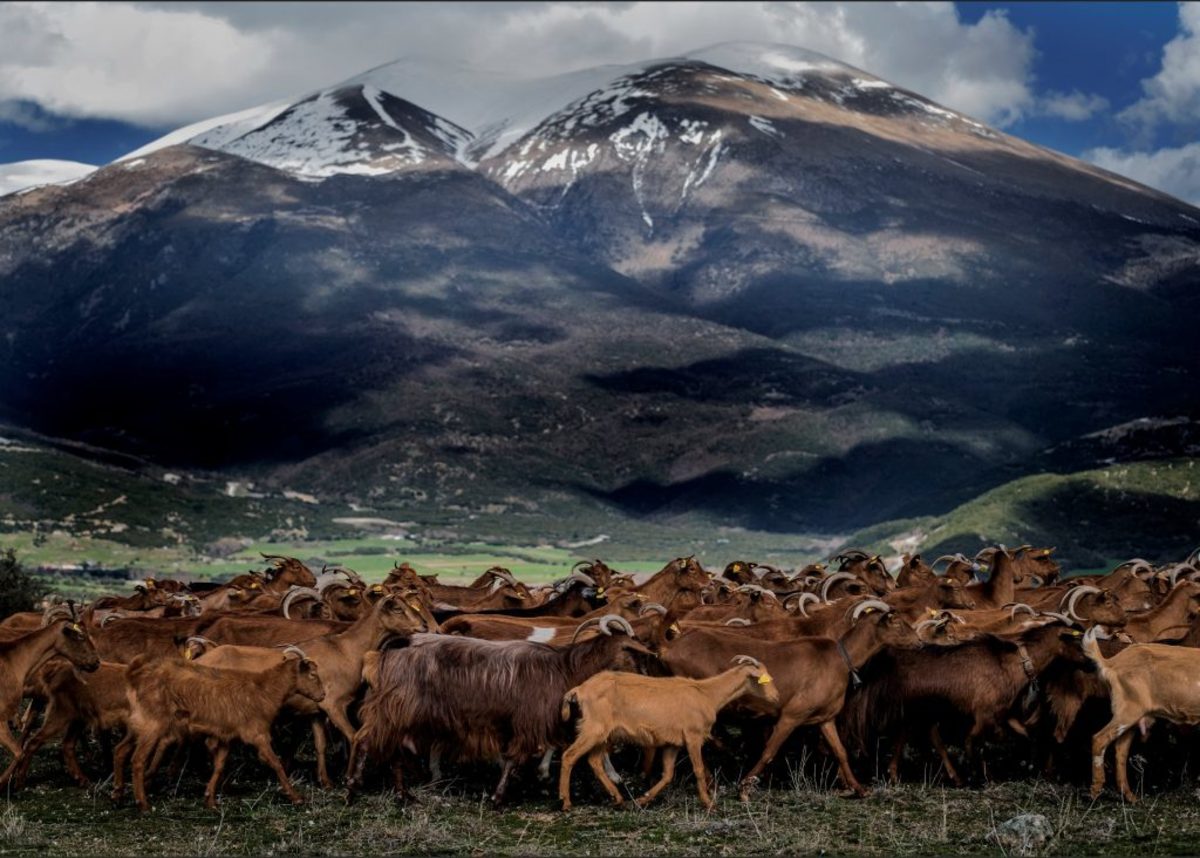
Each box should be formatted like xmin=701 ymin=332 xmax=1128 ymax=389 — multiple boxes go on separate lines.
xmin=561 ymin=689 xmax=579 ymax=723
xmin=1082 ymin=627 xmax=1115 ymax=688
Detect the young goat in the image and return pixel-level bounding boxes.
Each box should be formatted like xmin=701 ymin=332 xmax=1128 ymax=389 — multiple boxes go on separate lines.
xmin=1084 ymin=627 xmax=1200 ymax=802
xmin=119 ymin=646 xmax=324 ymax=811
xmin=559 ymin=655 xmax=778 ymax=811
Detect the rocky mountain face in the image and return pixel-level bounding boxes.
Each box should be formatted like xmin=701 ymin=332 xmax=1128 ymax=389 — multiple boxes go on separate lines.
xmin=2 ymin=43 xmax=1198 ymax=535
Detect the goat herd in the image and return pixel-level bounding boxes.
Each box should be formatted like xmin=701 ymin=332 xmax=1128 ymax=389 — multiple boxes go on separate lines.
xmin=1 ymin=546 xmax=1199 ymax=816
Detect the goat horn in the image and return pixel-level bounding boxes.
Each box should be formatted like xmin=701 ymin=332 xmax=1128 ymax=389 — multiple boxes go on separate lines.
xmin=279 ymin=645 xmax=309 ymax=661
xmin=281 ymin=586 xmax=322 ymax=618
xmin=1004 ymin=602 xmax=1036 ymax=619
xmin=184 ymin=635 xmax=217 ymax=652
xmin=100 ymin=614 xmax=122 ymax=627
xmin=1186 ymin=547 xmax=1200 ymax=567
xmin=736 ymin=584 xmax=776 ymax=599
xmin=567 ymin=569 xmax=596 ymax=586
xmin=638 ymin=603 xmax=667 ymax=617
xmin=835 ymin=549 xmax=870 ymax=561
xmin=784 ymin=592 xmax=820 ymax=617
xmin=1060 ymin=585 xmax=1102 ymax=621
xmin=570 ymin=617 xmax=602 ymax=644
xmin=915 ymin=618 xmax=946 ymax=639
xmin=724 ymin=617 xmax=752 ymax=626
xmin=850 ymin=599 xmax=892 ymax=620
xmin=1040 ymin=611 xmax=1074 ymax=625
xmin=731 ymin=655 xmax=763 ymax=668
xmin=1166 ymin=564 xmax=1193 ymax=587
xmin=929 ymin=555 xmax=963 ymax=570
xmin=820 ymin=572 xmax=858 ymax=603
xmin=485 ymin=567 xmax=519 ymax=587
xmin=597 ymin=614 xmax=635 ymax=638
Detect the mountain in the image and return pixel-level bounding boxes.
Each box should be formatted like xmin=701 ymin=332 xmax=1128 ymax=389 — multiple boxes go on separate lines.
xmin=1 ymin=42 xmax=1198 ymax=545
xmin=0 ymin=159 xmax=96 ymax=196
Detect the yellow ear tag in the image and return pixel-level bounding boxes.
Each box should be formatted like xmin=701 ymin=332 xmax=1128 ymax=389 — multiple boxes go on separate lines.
xmin=862 ymin=607 xmax=876 ymax=615
xmin=669 ymin=622 xmax=681 ymax=633
xmin=69 ymin=623 xmax=82 ymax=633
xmin=185 ymin=649 xmax=194 ymax=660
xmin=597 ymin=587 xmax=606 ymax=598
xmin=927 ymin=608 xmax=938 ymax=617
xmin=758 ymin=672 xmax=773 ymax=685
xmin=1071 ymin=630 xmax=1082 ymax=637
xmin=372 ymin=584 xmax=385 ymax=593
xmin=145 ymin=580 xmax=156 ymax=590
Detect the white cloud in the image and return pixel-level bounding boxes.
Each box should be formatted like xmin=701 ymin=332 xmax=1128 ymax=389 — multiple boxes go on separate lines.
xmin=1086 ymin=143 xmax=1200 ymax=206
xmin=1119 ymin=1 xmax=1200 ymax=129
xmin=1038 ymin=90 xmax=1109 ymax=122
xmin=0 ymin=1 xmax=1039 ymax=131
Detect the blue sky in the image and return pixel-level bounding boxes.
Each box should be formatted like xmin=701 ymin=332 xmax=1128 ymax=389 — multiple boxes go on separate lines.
xmin=0 ymin=2 xmax=1197 ymax=203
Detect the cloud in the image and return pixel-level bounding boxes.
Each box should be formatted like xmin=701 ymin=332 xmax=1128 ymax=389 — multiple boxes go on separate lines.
xmin=0 ymin=1 xmax=1040 ymax=133
xmin=1118 ymin=2 xmax=1200 ymax=131
xmin=1038 ymin=90 xmax=1109 ymax=122
xmin=1086 ymin=143 xmax=1200 ymax=206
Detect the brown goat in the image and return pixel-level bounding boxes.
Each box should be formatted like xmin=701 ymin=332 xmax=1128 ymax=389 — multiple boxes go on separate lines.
xmin=347 ymin=615 xmax=653 ymax=805
xmin=558 ymin=656 xmax=779 ymax=810
xmin=0 ymin=621 xmax=100 ymax=763
xmin=119 ymin=647 xmax=324 ymax=810
xmin=1084 ymin=628 xmax=1200 ymax=802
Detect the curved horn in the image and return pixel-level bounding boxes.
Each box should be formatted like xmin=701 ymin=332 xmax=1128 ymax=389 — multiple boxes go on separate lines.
xmin=820 ymin=572 xmax=858 ymax=603
xmin=1060 ymin=585 xmax=1101 ymax=621
xmin=281 ymin=586 xmax=322 ymax=618
xmin=1004 ymin=602 xmax=1036 ymax=620
xmin=834 ymin=549 xmax=871 ymax=562
xmin=566 ymin=569 xmax=596 ymax=587
xmin=1167 ymin=564 xmax=1194 ymax=587
xmin=1040 ymin=611 xmax=1075 ymax=625
xmin=484 ymin=567 xmax=519 ymax=587
xmin=915 ymin=617 xmax=949 ymax=639
xmin=638 ymin=603 xmax=667 ymax=617
xmin=724 ymin=617 xmax=752 ymax=626
xmin=100 ymin=614 xmax=123 ymax=627
xmin=731 ymin=655 xmax=763 ymax=668
xmin=1187 ymin=547 xmax=1200 ymax=567
xmin=279 ymin=645 xmax=309 ymax=661
xmin=784 ymin=592 xmax=820 ymax=617
xmin=736 ymin=584 xmax=777 ymax=600
xmin=597 ymin=614 xmax=635 ymax=638
xmin=850 ymin=599 xmax=892 ymax=620
xmin=570 ymin=617 xmax=603 ymax=644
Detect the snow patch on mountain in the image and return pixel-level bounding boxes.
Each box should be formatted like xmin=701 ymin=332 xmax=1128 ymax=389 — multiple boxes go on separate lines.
xmin=0 ymin=160 xmax=96 ymax=197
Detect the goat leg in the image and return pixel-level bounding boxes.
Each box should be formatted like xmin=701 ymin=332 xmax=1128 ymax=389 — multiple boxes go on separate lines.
xmin=635 ymin=745 xmax=678 ymax=808
xmin=491 ymin=758 xmax=518 ymax=807
xmin=310 ymin=719 xmax=334 ymax=790
xmin=250 ymin=734 xmax=304 ymax=805
xmin=61 ymin=725 xmax=93 ymax=788
xmin=1113 ymin=731 xmax=1138 ymax=803
xmin=929 ymin=725 xmax=963 ymax=788
xmin=204 ymin=740 xmax=230 ymax=810
xmin=585 ymin=747 xmax=624 ymax=806
xmin=820 ymin=721 xmax=868 ymax=798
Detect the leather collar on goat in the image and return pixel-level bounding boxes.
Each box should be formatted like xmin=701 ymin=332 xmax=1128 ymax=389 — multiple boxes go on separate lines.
xmin=1015 ymin=643 xmax=1036 ymax=681
xmin=837 ymin=638 xmax=862 ymax=689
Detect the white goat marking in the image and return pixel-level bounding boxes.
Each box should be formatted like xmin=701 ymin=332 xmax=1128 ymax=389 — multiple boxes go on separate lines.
xmin=526 ymin=627 xmax=556 ymax=643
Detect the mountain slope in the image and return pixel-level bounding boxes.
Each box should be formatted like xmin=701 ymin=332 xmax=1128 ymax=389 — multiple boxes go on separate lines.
xmin=2 ymin=42 xmax=1198 ymax=537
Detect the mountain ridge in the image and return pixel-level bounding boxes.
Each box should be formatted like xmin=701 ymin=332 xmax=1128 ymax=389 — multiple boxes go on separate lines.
xmin=1 ymin=42 xmax=1197 ymax=538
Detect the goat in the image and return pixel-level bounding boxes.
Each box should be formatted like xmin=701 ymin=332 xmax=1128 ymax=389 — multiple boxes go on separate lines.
xmin=660 ymin=600 xmax=916 ymax=799
xmin=558 ymin=656 xmax=778 ymax=810
xmin=118 ymin=646 xmax=324 ymax=811
xmin=1084 ymin=627 xmax=1200 ymax=802
xmin=0 ymin=621 xmax=99 ymax=763
xmin=0 ymin=660 xmax=129 ymax=790
xmin=346 ymin=614 xmax=653 ymax=805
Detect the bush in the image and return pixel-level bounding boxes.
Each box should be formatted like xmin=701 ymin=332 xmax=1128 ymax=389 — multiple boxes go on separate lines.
xmin=0 ymin=549 xmax=47 ymax=619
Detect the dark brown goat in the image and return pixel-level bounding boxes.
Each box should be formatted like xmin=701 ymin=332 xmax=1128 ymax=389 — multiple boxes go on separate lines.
xmin=346 ymin=615 xmax=653 ymax=805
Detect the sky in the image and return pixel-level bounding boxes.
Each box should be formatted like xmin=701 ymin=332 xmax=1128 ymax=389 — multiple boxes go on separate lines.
xmin=0 ymin=1 xmax=1198 ymax=204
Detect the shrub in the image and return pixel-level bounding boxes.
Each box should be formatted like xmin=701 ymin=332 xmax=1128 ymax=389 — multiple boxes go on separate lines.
xmin=0 ymin=549 xmax=47 ymax=619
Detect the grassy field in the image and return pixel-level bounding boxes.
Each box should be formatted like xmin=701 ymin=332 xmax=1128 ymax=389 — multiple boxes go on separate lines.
xmin=3 ymin=746 xmax=1200 ymax=856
